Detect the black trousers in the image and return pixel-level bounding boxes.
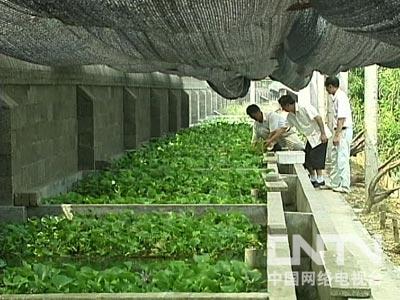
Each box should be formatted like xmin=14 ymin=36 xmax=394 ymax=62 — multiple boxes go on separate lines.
xmin=304 ymin=141 xmax=327 ymax=170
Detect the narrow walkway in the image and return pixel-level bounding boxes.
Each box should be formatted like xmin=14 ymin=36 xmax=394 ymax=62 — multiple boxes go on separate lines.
xmin=315 ymin=188 xmax=400 ymax=299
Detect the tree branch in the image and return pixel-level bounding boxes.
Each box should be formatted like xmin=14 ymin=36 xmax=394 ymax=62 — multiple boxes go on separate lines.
xmin=371 ymin=187 xmax=400 ymax=205
xmin=353 ymin=130 xmax=365 ymax=143
xmin=350 ymin=130 xmax=365 ymax=157
xmin=379 ymin=153 xmax=398 ymax=171
xmin=366 ymin=153 xmax=400 ymax=212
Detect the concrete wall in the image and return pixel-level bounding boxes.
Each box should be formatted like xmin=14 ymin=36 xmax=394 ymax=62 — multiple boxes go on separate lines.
xmin=4 ymin=85 xmax=77 ymax=194
xmin=123 ymin=88 xmax=136 ymax=149
xmin=0 ymin=92 xmax=14 ymax=205
xmin=133 ymin=88 xmax=151 ymax=146
xmin=0 ymin=54 xmax=225 ymax=217
xmin=181 ymin=91 xmax=190 ymax=129
xmin=189 ymin=90 xmax=199 ymax=125
xmin=199 ymin=90 xmax=206 ymax=120
xmin=169 ymin=89 xmax=182 ymax=132
xmin=150 ymin=88 xmax=169 ymax=138
xmin=82 ymin=86 xmax=124 ymax=162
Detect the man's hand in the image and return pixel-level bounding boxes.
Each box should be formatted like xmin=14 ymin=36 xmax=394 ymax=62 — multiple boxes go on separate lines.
xmin=333 ymin=134 xmax=341 ymax=146
xmin=320 ymin=133 xmax=328 ymax=144
xmin=264 ymin=139 xmax=275 ymax=151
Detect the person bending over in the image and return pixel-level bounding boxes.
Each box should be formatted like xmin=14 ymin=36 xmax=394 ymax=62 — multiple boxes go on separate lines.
xmin=246 ymin=104 xmax=304 ymax=152
xmin=279 ymin=95 xmax=331 ymax=188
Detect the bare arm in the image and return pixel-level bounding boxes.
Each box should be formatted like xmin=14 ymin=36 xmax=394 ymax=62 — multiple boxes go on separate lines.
xmin=333 ymin=118 xmax=345 ymax=145
xmin=314 ymin=116 xmax=328 ymax=143
xmin=266 ymin=127 xmax=287 ymax=145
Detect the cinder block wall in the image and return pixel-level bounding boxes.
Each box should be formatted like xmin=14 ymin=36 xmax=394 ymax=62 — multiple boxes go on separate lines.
xmin=0 ymin=54 xmax=224 ymax=210
xmin=0 ymin=95 xmax=13 ymax=205
xmin=80 ymin=86 xmax=124 ymax=162
xmin=3 ymin=85 xmax=77 ymax=196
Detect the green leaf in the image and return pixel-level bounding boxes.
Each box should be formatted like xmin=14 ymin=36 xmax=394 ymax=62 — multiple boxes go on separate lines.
xmin=52 ymin=274 xmax=73 ymax=288
xmin=0 ymin=258 xmax=7 ymax=268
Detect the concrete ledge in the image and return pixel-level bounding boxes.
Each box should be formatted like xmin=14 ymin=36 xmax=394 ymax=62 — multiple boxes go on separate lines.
xmin=14 ymin=192 xmax=40 ymax=207
xmin=262 ymin=172 xmax=280 ymax=182
xmin=267 ymin=192 xmax=287 ymax=235
xmin=266 ymin=192 xmax=296 ymax=299
xmin=276 ymin=151 xmax=305 ymax=165
xmin=264 ymin=181 xmax=288 ymax=192
xmin=261 ymin=167 xmax=288 ymax=193
xmin=323 ymin=251 xmax=371 ymax=298
xmin=263 ymin=156 xmax=278 ymax=165
xmin=293 ymin=163 xmax=373 ymax=298
xmin=0 ymin=55 xmax=209 ymax=90
xmin=0 ymin=292 xmax=269 ymax=299
xmin=267 ymin=233 xmax=297 ymax=299
xmin=0 ymin=206 xmax=27 ymax=223
xmin=27 ymin=204 xmax=268 ymax=225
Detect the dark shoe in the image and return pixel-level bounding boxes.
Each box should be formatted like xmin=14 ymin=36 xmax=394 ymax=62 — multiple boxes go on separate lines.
xmin=311 ymin=181 xmax=320 ymax=188
xmin=333 ymin=186 xmax=351 ymax=194
xmin=317 ymin=180 xmax=325 ymax=187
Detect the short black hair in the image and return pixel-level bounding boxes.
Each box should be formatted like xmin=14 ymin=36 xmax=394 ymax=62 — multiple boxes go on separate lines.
xmin=278 ymin=95 xmax=295 ymax=107
xmin=325 ymin=76 xmax=340 ymax=87
xmin=246 ymin=104 xmax=260 ymax=116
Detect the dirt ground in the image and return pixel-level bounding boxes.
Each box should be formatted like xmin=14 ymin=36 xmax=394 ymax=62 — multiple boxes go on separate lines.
xmin=344 ymin=160 xmax=400 ymax=266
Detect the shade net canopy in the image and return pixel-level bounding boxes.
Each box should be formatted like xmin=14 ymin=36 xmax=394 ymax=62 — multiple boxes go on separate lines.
xmin=1 ymin=0 xmax=400 ymax=98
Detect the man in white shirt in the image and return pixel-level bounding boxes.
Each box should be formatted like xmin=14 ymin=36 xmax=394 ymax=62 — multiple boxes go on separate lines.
xmin=325 ymin=76 xmax=353 ymax=193
xmin=246 ymin=104 xmax=304 ymax=151
xmin=278 ymin=95 xmax=330 ymax=188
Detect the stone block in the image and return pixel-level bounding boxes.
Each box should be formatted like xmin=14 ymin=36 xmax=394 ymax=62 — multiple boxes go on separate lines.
xmin=3 ymin=85 xmax=26 ymax=107
xmin=168 ymin=89 xmax=182 ymax=132
xmin=263 ymin=154 xmax=277 ymax=165
xmin=189 ymin=91 xmax=199 ymax=125
xmin=244 ymin=248 xmax=267 ymax=268
xmin=0 ymin=176 xmax=13 ymax=205
xmin=14 ymin=192 xmax=40 ymax=207
xmin=211 ymin=93 xmax=216 ymax=113
xmin=78 ymin=132 xmax=93 ymax=147
xmin=0 ymin=154 xmax=11 ymax=176
xmin=150 ymin=88 xmax=169 ymax=138
xmin=181 ymin=91 xmax=190 ymax=128
xmin=123 ymin=88 xmax=136 ymax=149
xmin=78 ymin=117 xmax=93 ymax=131
xmin=0 ymin=206 xmax=26 ymax=223
xmin=0 ymin=139 xmax=11 ymax=155
xmin=262 ymin=172 xmax=280 ymax=182
xmin=217 ymin=95 xmax=223 ymax=110
xmin=205 ymin=91 xmax=212 ymax=116
xmin=276 ymin=151 xmax=305 ymax=164
xmin=267 ymin=192 xmax=287 ymax=235
xmin=78 ymin=148 xmax=94 ymax=170
xmin=265 ymin=180 xmax=288 ymax=192
xmin=124 ymin=135 xmax=136 ymax=150
xmin=95 ymin=160 xmax=112 ymax=170
xmin=198 ymin=90 xmax=206 ymax=119
xmin=135 ymin=88 xmax=151 ymax=145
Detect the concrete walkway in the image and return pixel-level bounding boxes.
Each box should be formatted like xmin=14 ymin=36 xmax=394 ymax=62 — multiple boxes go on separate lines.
xmin=315 ymin=188 xmax=400 ymax=300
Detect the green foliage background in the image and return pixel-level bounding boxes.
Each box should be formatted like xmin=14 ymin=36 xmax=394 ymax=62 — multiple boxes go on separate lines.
xmin=349 ymin=67 xmax=400 ymax=161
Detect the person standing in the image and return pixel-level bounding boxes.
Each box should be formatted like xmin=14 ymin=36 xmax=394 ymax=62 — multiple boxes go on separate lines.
xmin=278 ymin=95 xmax=331 ymax=187
xmin=325 ymin=76 xmax=353 ymax=193
xmin=246 ymin=104 xmax=304 ymax=151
